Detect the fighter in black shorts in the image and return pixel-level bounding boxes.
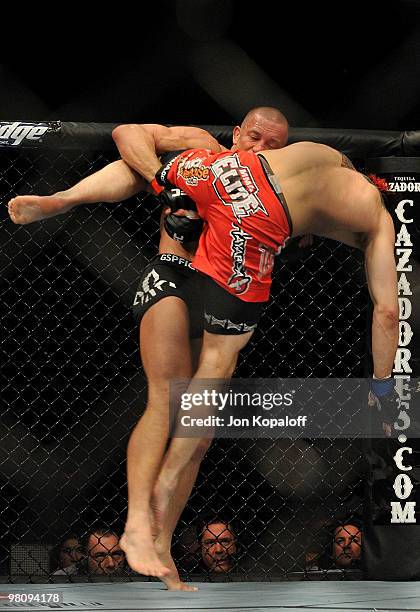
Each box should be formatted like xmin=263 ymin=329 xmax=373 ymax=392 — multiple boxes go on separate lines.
xmin=8 ymin=108 xmax=290 ymax=587
xmin=133 ymin=254 xmax=264 ymax=336
xmin=132 ymin=253 xmax=204 ymax=339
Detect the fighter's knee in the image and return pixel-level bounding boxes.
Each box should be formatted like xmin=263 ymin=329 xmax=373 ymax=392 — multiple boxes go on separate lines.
xmin=199 ymin=347 xmax=237 ymax=377
xmin=147 ymin=360 xmax=192 ymax=393
xmin=145 ymin=342 xmax=192 ymax=382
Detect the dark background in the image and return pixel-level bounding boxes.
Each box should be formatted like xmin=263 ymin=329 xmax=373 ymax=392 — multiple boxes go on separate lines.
xmin=1 ymin=0 xmax=419 ymax=129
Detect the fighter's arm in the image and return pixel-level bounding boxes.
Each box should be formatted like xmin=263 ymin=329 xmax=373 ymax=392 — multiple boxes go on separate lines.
xmin=112 ymin=123 xmax=222 ymax=184
xmin=364 ymin=211 xmax=399 ymax=378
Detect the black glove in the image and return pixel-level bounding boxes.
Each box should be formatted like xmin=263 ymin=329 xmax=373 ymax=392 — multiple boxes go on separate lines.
xmin=369 ymin=377 xmax=399 ymax=425
xmin=156 ymin=187 xmax=202 ymax=244
xmin=164 ymin=213 xmax=203 ymax=244
xmin=158 ymin=188 xmax=197 ymax=214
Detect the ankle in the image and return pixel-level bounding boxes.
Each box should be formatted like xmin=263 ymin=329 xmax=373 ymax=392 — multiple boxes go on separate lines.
xmin=125 ymin=514 xmax=151 ymax=532
xmin=54 ymin=190 xmax=78 ymax=209
xmin=155 ymin=531 xmax=172 ymax=550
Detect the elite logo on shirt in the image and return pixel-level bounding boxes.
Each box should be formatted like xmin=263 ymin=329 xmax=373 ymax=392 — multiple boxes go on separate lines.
xmin=211 ymin=153 xmax=268 ymax=223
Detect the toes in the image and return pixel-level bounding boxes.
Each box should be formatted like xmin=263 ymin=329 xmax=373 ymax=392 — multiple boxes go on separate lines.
xmin=7 ymin=200 xmax=19 ymax=224
xmin=169 ymin=583 xmax=197 ymax=592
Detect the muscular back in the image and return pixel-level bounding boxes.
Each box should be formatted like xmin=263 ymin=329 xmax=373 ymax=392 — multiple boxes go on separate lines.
xmin=261 ymin=142 xmax=343 ymax=180
xmin=261 ymin=142 xmax=383 ymax=245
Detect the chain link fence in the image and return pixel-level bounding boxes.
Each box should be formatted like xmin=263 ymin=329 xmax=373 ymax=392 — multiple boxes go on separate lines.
xmin=1 ymin=140 xmax=368 ymax=583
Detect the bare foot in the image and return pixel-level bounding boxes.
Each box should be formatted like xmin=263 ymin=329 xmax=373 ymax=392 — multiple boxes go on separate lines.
xmin=8 ymin=195 xmax=73 ymax=225
xmin=155 ymin=543 xmax=197 ymax=592
xmin=120 ymin=527 xmax=170 ymax=578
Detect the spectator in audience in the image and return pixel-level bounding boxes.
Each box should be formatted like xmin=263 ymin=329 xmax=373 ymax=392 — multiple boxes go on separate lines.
xmin=198 ymin=518 xmax=237 ymax=575
xmin=332 ymin=519 xmax=362 ymax=569
xmin=304 ymin=516 xmax=363 ymax=571
xmin=85 ymin=527 xmax=126 ymax=576
xmin=53 ymin=526 xmax=126 ymax=576
xmin=50 ymin=533 xmax=84 ymax=575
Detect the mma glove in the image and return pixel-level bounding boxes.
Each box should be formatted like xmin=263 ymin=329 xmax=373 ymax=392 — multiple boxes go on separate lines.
xmin=158 ymin=187 xmax=203 ymax=243
xmin=158 ymin=187 xmax=198 ymax=214
xmin=164 ymin=213 xmax=203 ymax=244
xmin=151 ymin=166 xmax=203 ymax=243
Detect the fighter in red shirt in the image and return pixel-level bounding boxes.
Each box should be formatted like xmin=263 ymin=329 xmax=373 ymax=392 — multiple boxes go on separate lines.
xmin=161 ymin=148 xmax=292 ymax=303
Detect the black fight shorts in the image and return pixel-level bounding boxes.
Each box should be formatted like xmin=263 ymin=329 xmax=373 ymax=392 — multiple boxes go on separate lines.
xmin=132 ymin=254 xmax=204 ymax=339
xmin=200 ymin=274 xmax=266 ymax=335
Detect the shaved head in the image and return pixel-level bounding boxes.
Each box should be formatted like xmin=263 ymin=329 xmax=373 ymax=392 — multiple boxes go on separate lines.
xmin=241 ymin=107 xmax=288 ymax=129
xmin=232 ymin=106 xmax=289 ymax=153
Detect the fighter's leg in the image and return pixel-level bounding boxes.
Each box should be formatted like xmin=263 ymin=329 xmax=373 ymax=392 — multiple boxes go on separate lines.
xmin=154 ymin=329 xmax=253 ymax=529
xmin=155 ymin=336 xmax=213 ymax=588
xmin=155 ymin=337 xmax=210 ymax=591
xmin=121 ymin=296 xmax=193 ymax=579
xmin=154 ymin=277 xmax=263 ymax=525
xmin=8 ymin=160 xmax=146 ymax=225
xmin=160 ymin=339 xmax=206 ymax=519
xmin=157 ymin=339 xmax=204 ymax=534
